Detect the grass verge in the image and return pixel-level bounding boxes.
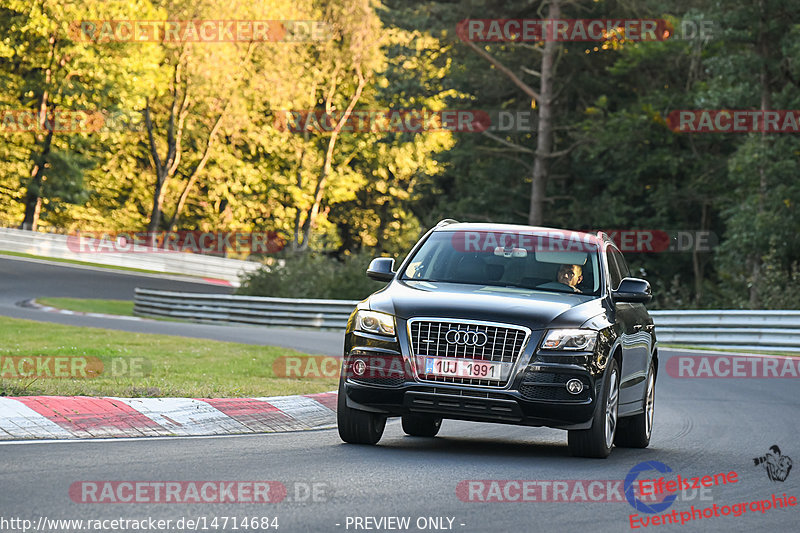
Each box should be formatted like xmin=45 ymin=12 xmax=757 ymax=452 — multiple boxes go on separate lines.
xmin=0 ymin=316 xmax=338 ymax=397
xmin=37 ymin=297 xmax=134 ymax=316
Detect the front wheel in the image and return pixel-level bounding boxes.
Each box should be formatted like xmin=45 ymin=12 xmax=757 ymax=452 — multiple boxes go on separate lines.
xmin=337 ymin=380 xmax=386 ymax=445
xmin=568 ymin=358 xmax=620 ymax=458
xmin=615 ymin=363 xmax=655 ymax=448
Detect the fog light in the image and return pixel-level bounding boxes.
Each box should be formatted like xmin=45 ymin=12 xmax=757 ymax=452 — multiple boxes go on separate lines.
xmin=566 ymin=379 xmax=583 ymax=394
xmin=352 ymin=359 xmax=366 ymax=376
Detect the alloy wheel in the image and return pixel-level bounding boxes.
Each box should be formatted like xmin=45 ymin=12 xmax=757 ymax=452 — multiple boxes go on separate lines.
xmin=604 ymin=369 xmax=619 ymax=448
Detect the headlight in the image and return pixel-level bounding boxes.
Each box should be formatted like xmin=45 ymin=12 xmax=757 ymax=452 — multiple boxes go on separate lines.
xmin=354 ymin=310 xmax=395 ymax=336
xmin=541 ymin=329 xmax=597 ymax=351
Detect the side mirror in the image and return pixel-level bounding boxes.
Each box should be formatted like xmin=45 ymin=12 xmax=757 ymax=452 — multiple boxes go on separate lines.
xmin=612 ymin=277 xmax=652 ymax=304
xmin=366 ymin=257 xmax=395 ymax=282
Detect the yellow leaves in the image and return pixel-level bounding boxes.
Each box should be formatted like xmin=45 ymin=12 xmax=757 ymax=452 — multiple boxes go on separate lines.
xmin=652 ymin=112 xmax=668 ymax=127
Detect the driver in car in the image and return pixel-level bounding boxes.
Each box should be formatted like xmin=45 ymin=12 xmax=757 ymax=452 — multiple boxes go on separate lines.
xmin=538 ymin=264 xmax=583 ymax=293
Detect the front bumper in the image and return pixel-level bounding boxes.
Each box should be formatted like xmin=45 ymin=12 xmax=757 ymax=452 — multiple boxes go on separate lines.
xmin=342 ymin=328 xmax=607 ymax=431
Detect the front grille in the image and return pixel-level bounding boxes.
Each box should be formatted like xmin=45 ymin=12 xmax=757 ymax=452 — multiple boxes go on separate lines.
xmin=414 ymin=386 xmax=509 ymax=400
xmin=351 ymin=376 xmax=406 ymax=387
xmin=405 ymin=391 xmax=523 ymax=422
xmin=409 ymin=319 xmax=529 ymax=387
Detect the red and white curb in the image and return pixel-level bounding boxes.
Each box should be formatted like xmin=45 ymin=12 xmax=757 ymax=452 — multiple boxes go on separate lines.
xmin=0 ymin=392 xmax=337 ymax=440
xmin=19 ymin=299 xmax=151 ymax=322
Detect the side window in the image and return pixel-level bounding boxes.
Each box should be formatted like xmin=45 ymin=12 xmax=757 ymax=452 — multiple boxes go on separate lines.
xmin=605 ymin=250 xmax=622 ymax=290
xmin=611 ymin=248 xmax=630 ymax=281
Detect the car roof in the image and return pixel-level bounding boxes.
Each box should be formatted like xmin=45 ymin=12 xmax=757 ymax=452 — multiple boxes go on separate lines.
xmin=432 ymin=221 xmax=606 ymax=246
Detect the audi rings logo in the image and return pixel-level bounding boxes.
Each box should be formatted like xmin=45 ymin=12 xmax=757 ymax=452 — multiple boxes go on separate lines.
xmin=445 ymin=329 xmax=488 ymax=347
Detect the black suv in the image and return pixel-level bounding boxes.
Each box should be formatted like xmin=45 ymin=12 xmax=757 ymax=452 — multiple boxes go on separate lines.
xmin=337 ymin=221 xmax=657 ymax=458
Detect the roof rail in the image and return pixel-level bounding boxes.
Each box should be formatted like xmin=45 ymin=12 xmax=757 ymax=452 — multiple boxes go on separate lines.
xmin=596 ymin=231 xmax=614 ymax=244
xmin=435 ymin=219 xmax=459 ymax=227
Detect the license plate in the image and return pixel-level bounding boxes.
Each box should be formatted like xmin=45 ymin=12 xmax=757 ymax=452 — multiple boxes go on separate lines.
xmin=423 ymin=357 xmax=504 ymax=381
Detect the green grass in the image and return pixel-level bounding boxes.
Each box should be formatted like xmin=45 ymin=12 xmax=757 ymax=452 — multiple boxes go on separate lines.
xmin=37 ymin=297 xmax=135 ymax=316
xmin=0 ymin=316 xmax=339 ymax=397
xmin=661 ymin=343 xmax=800 ymax=357
xmin=0 ymin=250 xmax=202 ymax=278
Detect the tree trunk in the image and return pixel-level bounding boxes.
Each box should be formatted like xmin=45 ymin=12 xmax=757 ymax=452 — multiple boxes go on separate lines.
xmin=297 ymin=69 xmax=367 ymax=249
xmin=163 ymin=43 xmax=253 ymax=233
xmin=528 ymin=0 xmax=559 ymax=226
xmin=21 ymin=127 xmax=54 ymax=230
xmin=749 ymin=0 xmax=770 ymax=308
xmin=145 ymin=169 xmax=168 ymax=235
xmin=292 ymin=142 xmax=308 ymax=251
xmin=460 ymin=0 xmax=559 ymax=226
xmin=143 ymin=56 xmax=190 ymax=242
xmin=692 ymin=201 xmax=708 ymax=306
xmin=166 ymin=112 xmax=226 ymax=232
xmin=21 ymin=31 xmax=58 ymax=231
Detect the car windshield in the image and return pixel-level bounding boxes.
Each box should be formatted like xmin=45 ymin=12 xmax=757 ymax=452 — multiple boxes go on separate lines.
xmin=401 ymin=229 xmax=602 ymax=296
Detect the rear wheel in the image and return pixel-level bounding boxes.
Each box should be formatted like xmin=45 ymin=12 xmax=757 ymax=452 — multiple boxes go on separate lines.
xmin=402 ymin=414 xmax=442 ymax=437
xmin=568 ymin=358 xmax=619 ymax=458
xmin=337 ymin=380 xmax=386 ymax=445
xmin=615 ymin=363 xmax=655 ymax=448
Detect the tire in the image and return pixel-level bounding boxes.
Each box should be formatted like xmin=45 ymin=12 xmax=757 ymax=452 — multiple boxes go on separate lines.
xmin=337 ymin=380 xmax=386 ymax=445
xmin=615 ymin=363 xmax=655 ymax=448
xmin=402 ymin=414 xmax=442 ymax=437
xmin=568 ymin=358 xmax=620 ymax=458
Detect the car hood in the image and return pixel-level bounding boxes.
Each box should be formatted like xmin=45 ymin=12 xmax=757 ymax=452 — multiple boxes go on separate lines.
xmin=367 ymin=280 xmax=607 ymax=330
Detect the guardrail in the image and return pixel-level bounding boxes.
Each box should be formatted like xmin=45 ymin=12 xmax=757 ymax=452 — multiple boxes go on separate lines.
xmin=132 ymin=289 xmax=800 ymax=351
xmin=134 ymin=289 xmax=358 ymax=328
xmin=0 ymin=227 xmax=260 ymax=285
xmin=649 ymin=310 xmax=800 ymax=352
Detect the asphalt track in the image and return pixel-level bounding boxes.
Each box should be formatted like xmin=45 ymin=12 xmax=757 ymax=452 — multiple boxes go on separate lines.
xmin=0 ymin=255 xmax=344 ymax=355
xmin=0 ymin=255 xmax=797 ymax=532
xmin=1 ymin=360 xmax=797 ymax=532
